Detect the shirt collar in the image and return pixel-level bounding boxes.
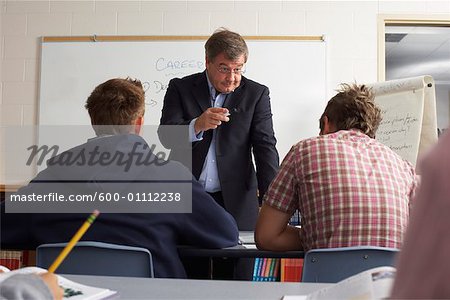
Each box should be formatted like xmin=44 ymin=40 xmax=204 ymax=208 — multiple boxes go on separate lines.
xmin=205 ymin=72 xmax=217 ymax=99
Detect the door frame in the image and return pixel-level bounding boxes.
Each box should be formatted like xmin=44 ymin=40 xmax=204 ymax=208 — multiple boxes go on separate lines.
xmin=377 ymin=14 xmax=450 ymax=81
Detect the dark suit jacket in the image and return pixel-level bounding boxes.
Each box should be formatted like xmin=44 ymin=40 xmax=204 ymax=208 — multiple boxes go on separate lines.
xmin=158 ymin=72 xmax=279 ymax=230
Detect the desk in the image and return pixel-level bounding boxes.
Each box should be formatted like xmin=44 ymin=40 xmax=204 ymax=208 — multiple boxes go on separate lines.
xmin=178 ymin=231 xmax=304 ymax=280
xmin=64 ymin=274 xmax=331 ymax=299
xmin=178 ymin=243 xmax=304 ymax=280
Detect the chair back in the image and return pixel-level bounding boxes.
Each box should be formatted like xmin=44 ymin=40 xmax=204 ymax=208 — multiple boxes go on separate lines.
xmin=302 ymin=246 xmax=398 ymax=283
xmin=36 ymin=241 xmax=154 ymax=277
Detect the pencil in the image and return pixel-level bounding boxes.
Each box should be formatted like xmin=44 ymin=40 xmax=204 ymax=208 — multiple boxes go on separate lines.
xmin=48 ymin=210 xmax=100 ymax=273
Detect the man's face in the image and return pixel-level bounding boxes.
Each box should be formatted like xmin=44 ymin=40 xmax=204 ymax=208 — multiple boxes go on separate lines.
xmin=206 ymin=52 xmax=245 ymax=94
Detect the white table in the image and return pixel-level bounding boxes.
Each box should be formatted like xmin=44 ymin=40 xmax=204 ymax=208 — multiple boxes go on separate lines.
xmin=65 ymin=274 xmax=331 ymax=299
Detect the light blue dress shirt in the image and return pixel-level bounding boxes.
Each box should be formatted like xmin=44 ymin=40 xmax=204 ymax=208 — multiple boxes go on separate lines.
xmin=188 ymin=74 xmax=228 ymax=193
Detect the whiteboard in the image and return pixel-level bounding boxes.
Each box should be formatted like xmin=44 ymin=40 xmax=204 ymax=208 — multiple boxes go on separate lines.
xmin=39 ymin=36 xmax=327 ymax=159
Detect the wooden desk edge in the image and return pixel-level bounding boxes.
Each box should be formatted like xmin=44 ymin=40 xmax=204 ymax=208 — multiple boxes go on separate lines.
xmin=0 ymin=185 xmax=22 ymax=193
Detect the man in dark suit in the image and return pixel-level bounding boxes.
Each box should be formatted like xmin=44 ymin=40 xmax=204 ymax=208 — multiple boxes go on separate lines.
xmin=158 ymin=29 xmax=279 ymax=231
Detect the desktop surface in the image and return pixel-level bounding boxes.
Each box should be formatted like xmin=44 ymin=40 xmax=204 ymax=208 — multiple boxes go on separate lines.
xmin=64 ymin=274 xmax=331 ymax=299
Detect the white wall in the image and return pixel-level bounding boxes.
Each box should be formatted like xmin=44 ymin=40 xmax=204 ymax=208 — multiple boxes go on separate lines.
xmin=2 ymin=0 xmax=450 ymax=127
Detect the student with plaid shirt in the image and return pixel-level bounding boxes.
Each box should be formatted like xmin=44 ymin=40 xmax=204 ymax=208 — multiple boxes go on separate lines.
xmin=255 ymin=83 xmax=418 ymax=252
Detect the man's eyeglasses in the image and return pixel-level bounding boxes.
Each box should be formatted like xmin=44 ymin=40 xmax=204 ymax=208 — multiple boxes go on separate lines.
xmin=216 ymin=65 xmax=245 ymax=75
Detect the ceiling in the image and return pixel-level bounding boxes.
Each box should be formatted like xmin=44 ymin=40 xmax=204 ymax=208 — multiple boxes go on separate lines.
xmin=385 ymin=25 xmax=450 ymax=84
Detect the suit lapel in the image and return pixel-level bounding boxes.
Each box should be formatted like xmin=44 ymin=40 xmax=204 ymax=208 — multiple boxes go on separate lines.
xmin=192 ymin=72 xmax=211 ymax=112
xmin=216 ymin=77 xmax=247 ymax=157
xmin=223 ymin=76 xmax=246 ymax=111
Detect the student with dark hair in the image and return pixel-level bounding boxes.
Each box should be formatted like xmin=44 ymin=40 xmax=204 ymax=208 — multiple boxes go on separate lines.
xmin=255 ymin=83 xmax=418 ymax=252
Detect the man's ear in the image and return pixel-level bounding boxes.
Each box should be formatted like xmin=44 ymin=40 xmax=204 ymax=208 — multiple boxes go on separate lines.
xmin=320 ymin=116 xmax=335 ymax=135
xmin=133 ymin=116 xmax=144 ymax=134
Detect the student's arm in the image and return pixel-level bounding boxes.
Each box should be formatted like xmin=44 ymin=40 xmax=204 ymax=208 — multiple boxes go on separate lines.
xmin=255 ymin=203 xmax=302 ymax=251
xmin=254 ymin=146 xmax=302 ymax=251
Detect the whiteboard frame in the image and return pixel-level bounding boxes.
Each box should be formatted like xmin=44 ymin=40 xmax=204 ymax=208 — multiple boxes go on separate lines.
xmin=42 ymin=35 xmax=324 ymax=43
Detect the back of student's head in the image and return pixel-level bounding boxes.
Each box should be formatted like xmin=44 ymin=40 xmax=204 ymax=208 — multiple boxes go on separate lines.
xmin=85 ymin=78 xmax=145 ymax=135
xmin=320 ymin=83 xmax=381 ymax=138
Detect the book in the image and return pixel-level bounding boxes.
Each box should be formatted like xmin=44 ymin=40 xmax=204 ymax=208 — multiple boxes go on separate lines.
xmin=282 ymin=266 xmax=396 ymax=300
xmin=273 ymin=258 xmax=280 ymax=281
xmin=0 ymin=266 xmax=118 ymax=300
xmin=259 ymin=257 xmax=267 ymax=281
xmin=263 ymin=258 xmax=270 ymax=281
xmin=281 ymin=258 xmax=303 ymax=282
xmin=268 ymin=258 xmax=278 ymax=282
xmin=252 ymin=258 xmax=281 ymax=282
xmin=252 ymin=258 xmax=261 ymax=281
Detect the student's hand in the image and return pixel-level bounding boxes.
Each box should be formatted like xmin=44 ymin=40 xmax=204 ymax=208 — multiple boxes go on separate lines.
xmin=40 ymin=273 xmax=64 ymax=300
xmin=0 ymin=265 xmax=10 ymax=273
xmin=194 ymin=107 xmax=230 ymax=134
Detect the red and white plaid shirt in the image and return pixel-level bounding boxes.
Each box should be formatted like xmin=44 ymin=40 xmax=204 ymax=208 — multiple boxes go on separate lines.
xmin=264 ymin=129 xmax=418 ymax=250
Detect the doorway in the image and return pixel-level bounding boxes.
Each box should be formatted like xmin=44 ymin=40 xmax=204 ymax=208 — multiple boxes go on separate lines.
xmin=378 ymin=16 xmax=450 ymax=133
